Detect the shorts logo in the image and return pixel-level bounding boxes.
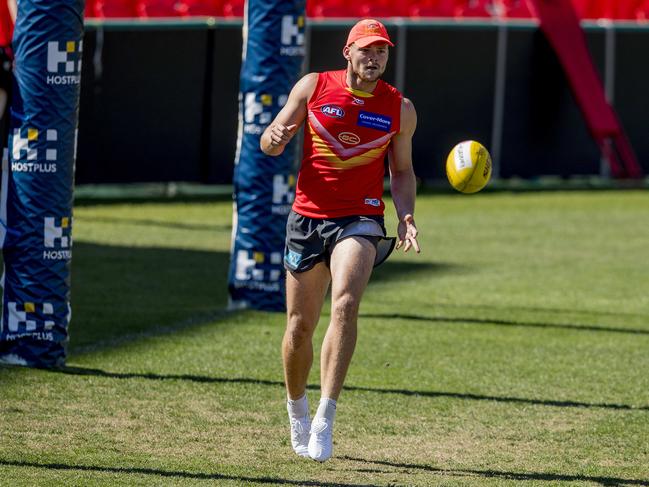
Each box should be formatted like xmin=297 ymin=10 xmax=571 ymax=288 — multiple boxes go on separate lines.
xmin=321 ymin=105 xmax=345 ymax=119
xmin=338 ymin=132 xmax=360 ymax=145
xmin=357 ymin=111 xmax=392 ymax=132
xmin=47 ymin=40 xmax=82 ymax=85
xmin=364 ymin=198 xmax=381 ymax=207
xmin=284 ymin=249 xmax=302 ymax=269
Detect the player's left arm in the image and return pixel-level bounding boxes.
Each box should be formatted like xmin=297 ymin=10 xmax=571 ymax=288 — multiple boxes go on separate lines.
xmin=388 ymin=97 xmax=420 ymax=253
xmin=8 ymin=0 xmax=16 ymax=22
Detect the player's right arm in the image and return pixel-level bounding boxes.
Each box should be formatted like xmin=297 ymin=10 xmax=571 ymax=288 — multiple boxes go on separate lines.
xmin=260 ymin=73 xmax=318 ymax=156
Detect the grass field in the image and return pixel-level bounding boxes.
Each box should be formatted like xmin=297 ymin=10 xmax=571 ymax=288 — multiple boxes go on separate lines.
xmin=1 ymin=189 xmax=649 ymax=486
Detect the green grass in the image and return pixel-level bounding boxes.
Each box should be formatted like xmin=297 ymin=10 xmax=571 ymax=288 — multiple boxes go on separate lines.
xmin=1 ymin=189 xmax=649 ymax=486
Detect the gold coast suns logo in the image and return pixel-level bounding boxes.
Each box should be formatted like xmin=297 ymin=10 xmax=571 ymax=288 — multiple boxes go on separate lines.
xmin=338 ymin=132 xmax=360 ymax=145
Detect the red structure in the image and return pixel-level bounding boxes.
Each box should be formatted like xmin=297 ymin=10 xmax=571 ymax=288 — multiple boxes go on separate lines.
xmin=530 ymin=0 xmax=642 ymax=178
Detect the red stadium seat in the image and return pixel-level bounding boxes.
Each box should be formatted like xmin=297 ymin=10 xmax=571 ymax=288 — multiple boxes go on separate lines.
xmin=222 ymin=0 xmax=244 ymax=17
xmin=93 ymin=0 xmax=139 ymax=18
xmin=456 ymin=0 xmax=494 ymax=17
xmin=360 ymin=0 xmax=407 ymax=17
xmin=500 ymin=0 xmax=535 ymax=18
xmin=407 ymin=0 xmax=458 ymax=17
xmin=84 ymin=1 xmax=97 ymax=18
xmin=610 ymin=0 xmax=645 ymax=19
xmin=136 ymin=0 xmax=191 ymax=17
xmin=184 ymin=0 xmax=223 ymax=16
xmin=308 ymin=0 xmax=361 ymax=18
xmin=572 ymin=0 xmax=599 ymax=19
xmin=637 ymin=0 xmax=649 ymax=20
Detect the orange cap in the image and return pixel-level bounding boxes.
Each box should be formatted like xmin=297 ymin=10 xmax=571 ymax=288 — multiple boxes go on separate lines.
xmin=346 ymin=19 xmax=394 ymax=48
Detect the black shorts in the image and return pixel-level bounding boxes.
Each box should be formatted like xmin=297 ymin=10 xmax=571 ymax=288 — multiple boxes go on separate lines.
xmin=284 ymin=210 xmax=396 ymax=273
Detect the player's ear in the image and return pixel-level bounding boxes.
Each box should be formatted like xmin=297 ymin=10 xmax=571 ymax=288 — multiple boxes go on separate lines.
xmin=342 ymin=45 xmax=351 ymax=61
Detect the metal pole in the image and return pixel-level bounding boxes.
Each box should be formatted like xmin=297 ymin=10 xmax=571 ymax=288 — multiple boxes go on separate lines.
xmin=490 ymin=21 xmax=508 ymax=180
xmin=601 ymin=20 xmax=616 ymax=179
xmin=394 ymin=19 xmax=407 ymax=93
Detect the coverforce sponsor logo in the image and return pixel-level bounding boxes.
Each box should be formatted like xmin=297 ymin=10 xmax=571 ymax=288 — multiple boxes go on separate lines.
xmin=11 ymin=128 xmax=58 ymax=173
xmin=47 ymin=40 xmax=82 ymax=85
xmin=43 ymin=216 xmax=73 ymax=260
xmin=284 ymin=249 xmax=301 ymax=270
xmin=234 ymin=250 xmax=283 ymax=291
xmin=357 ymin=111 xmax=392 ymax=132
xmin=321 ymin=105 xmax=345 ymax=118
xmin=280 ymin=15 xmax=306 ymax=57
xmin=338 ymin=132 xmax=360 ymax=145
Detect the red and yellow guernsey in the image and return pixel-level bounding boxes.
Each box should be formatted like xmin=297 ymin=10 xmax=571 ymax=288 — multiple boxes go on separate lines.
xmin=293 ymin=69 xmax=402 ymax=218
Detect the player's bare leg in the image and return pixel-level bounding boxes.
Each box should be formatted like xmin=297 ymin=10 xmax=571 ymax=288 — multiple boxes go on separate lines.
xmin=284 ymin=261 xmax=331 ymax=398
xmin=283 ymin=261 xmax=330 ymax=457
xmin=309 ymin=236 xmax=376 ymax=461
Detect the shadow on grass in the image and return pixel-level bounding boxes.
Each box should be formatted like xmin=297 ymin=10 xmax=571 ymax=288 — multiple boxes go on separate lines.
xmin=423 ymin=301 xmax=649 ymax=320
xmin=371 ymin=260 xmax=465 ymax=283
xmin=74 ymin=188 xmax=234 ymax=207
xmin=360 ymin=313 xmax=649 ymax=336
xmin=8 ymin=456 xmax=646 ymax=487
xmin=69 ymin=243 xmax=231 ymax=353
xmin=74 ymin=214 xmax=231 ymax=233
xmin=54 ymin=366 xmax=649 ymax=412
xmin=0 ymin=459 xmax=376 ymax=487
xmin=341 ymin=456 xmax=649 ymax=486
xmin=68 ymin=242 xmax=455 ymax=353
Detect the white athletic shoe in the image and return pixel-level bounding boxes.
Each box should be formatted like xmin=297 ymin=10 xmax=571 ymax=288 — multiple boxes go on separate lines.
xmin=308 ymin=417 xmax=333 ymax=462
xmin=289 ymin=414 xmax=311 ymax=457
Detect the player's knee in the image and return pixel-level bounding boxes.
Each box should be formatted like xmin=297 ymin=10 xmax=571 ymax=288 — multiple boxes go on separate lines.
xmin=285 ymin=312 xmax=315 ymax=345
xmin=331 ymin=293 xmax=360 ymax=323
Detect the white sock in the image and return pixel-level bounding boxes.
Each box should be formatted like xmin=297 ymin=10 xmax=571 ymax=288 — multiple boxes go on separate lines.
xmin=287 ymin=393 xmax=309 ymax=419
xmin=314 ymin=397 xmax=337 ymax=423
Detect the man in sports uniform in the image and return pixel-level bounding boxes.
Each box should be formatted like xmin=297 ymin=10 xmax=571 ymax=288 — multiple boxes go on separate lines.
xmin=260 ymin=19 xmax=419 ymax=462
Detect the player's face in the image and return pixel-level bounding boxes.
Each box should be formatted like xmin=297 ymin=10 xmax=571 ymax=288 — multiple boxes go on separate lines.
xmin=347 ymin=43 xmax=389 ymax=82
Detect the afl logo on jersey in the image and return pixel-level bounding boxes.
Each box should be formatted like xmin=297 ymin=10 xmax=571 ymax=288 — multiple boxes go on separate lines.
xmin=321 ymin=104 xmax=345 ymax=118
xmin=338 ymin=132 xmax=361 ymax=145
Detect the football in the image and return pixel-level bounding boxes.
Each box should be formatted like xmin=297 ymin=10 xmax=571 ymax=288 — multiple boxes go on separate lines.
xmin=445 ymin=140 xmax=492 ymax=194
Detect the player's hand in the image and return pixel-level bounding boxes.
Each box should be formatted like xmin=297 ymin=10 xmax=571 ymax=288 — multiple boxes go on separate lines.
xmin=268 ymin=123 xmax=298 ymax=148
xmin=396 ymin=214 xmax=420 ymax=253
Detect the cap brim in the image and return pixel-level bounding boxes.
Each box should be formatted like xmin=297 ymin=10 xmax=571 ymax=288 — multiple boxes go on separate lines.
xmin=353 ymin=36 xmax=394 ymax=48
